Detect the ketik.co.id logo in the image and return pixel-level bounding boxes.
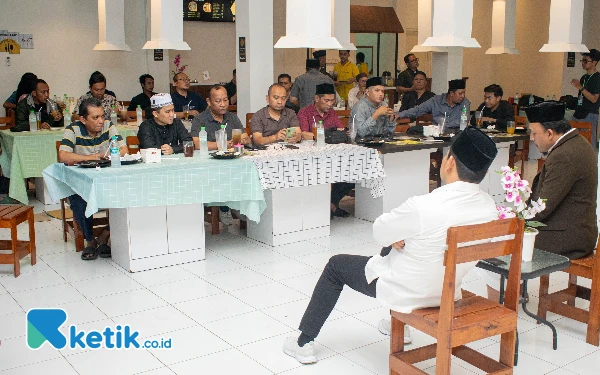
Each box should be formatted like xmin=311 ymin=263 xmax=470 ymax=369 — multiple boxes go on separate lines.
xmin=27 ymin=308 xmax=171 ymax=350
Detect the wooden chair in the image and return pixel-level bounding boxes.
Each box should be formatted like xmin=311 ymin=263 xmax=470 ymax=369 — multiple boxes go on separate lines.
xmin=537 ymin=236 xmax=600 ymax=346
xmin=390 ymin=218 xmax=524 ymax=375
xmin=228 ymin=105 xmax=237 ymax=113
xmin=0 ymin=111 xmax=15 ymax=130
xmin=126 ymin=136 xmax=140 ymax=155
xmin=245 ymin=113 xmax=253 ymax=136
xmin=0 ymin=205 xmax=36 ymax=277
xmin=416 ymin=114 xmax=434 ymax=126
xmin=569 ymin=120 xmax=593 ymax=144
xmin=335 ymin=109 xmax=351 ymax=127
xmin=508 ymin=116 xmax=529 ymax=173
xmin=55 ymin=141 xmax=109 ymax=251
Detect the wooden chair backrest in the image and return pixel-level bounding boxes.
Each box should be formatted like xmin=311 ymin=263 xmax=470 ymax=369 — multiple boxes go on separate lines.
xmin=440 ymin=218 xmax=524 ymax=325
xmin=228 ymin=105 xmax=237 ymax=113
xmin=569 ymin=120 xmax=593 ymax=144
xmin=514 ymin=115 xmax=527 ymax=127
xmin=416 ymin=114 xmax=433 ymax=126
xmin=395 ymin=124 xmax=410 ymax=133
xmin=245 ymin=113 xmax=253 ymax=136
xmin=126 ymin=136 xmax=140 ymax=155
xmin=55 ymin=141 xmax=61 ymax=162
xmin=121 ymin=101 xmax=131 ymax=108
xmin=336 ymin=109 xmax=351 ymax=128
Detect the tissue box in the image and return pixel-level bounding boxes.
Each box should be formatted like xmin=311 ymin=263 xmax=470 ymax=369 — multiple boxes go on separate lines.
xmin=423 ymin=125 xmax=439 ymax=137
xmin=141 ymin=148 xmax=161 ymax=163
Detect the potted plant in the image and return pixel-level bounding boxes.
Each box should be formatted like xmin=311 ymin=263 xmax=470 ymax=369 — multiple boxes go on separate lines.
xmin=496 ymin=166 xmax=546 ymax=262
xmin=172 ymin=54 xmax=188 ymax=77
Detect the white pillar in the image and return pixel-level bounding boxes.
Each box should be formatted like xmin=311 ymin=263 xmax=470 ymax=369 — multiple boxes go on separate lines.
xmin=431 ymin=48 xmax=463 ymax=95
xmin=94 ymin=0 xmax=131 ymax=51
xmin=486 ymin=0 xmax=519 ymax=55
xmin=540 ymin=0 xmax=588 ymax=52
xmin=411 ymin=0 xmax=446 ymax=53
xmin=332 ymin=0 xmax=356 ymax=50
xmin=142 ymin=0 xmax=190 ymax=50
xmin=422 ymin=0 xmax=480 ymax=48
xmin=236 ymin=0 xmax=274 ymax=125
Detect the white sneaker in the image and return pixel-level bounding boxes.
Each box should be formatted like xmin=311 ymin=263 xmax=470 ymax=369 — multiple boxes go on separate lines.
xmin=378 ymin=319 xmax=412 ymax=344
xmin=283 ymin=337 xmax=317 ymax=364
xmin=219 ymin=210 xmax=234 ymax=226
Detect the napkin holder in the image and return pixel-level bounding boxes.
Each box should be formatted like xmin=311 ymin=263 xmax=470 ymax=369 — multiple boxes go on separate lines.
xmin=141 ymin=148 xmax=161 ymax=163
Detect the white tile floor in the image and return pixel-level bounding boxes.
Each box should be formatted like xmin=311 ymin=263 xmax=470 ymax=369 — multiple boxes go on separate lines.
xmin=0 ymin=165 xmax=598 ymax=374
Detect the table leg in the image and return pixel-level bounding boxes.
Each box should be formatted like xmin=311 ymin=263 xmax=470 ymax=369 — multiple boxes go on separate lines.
xmin=519 ymin=281 xmax=559 ymax=350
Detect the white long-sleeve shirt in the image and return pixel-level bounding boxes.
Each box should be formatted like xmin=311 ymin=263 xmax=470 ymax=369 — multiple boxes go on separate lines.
xmin=366 ymin=181 xmax=498 ymax=313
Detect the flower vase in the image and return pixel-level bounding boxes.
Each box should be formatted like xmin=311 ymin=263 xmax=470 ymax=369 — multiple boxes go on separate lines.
xmin=522 ymin=228 xmax=538 ymax=262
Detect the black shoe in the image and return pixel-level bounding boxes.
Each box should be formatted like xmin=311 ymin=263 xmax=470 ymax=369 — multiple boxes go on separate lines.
xmin=332 ymin=208 xmax=350 ymax=217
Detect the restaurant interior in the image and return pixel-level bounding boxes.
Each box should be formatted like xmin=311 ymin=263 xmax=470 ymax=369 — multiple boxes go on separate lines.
xmin=0 ymin=0 xmax=599 ymax=374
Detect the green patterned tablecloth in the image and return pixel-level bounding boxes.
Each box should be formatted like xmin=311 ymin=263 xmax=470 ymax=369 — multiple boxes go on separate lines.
xmin=0 ymin=127 xmax=137 ymax=204
xmin=42 ymin=154 xmax=266 ymax=222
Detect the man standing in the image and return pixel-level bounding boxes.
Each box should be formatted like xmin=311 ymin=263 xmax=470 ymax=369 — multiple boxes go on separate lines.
xmin=470 ymin=84 xmax=514 ymax=130
xmin=312 ymin=50 xmax=328 ymax=76
xmin=278 ymin=73 xmax=299 ymax=113
xmin=351 ymin=77 xmax=396 ymax=138
xmin=396 ymin=54 xmax=420 ymax=95
xmin=526 ymin=101 xmax=597 ymax=259
xmin=297 ymin=83 xmax=343 ymax=138
xmin=171 ymin=72 xmax=207 ymax=119
xmin=127 ymin=74 xmax=156 ymax=111
xmin=356 ymin=52 xmax=369 ymax=76
xmin=283 ymin=127 xmax=498 ymax=364
xmin=73 ymin=72 xmax=118 ymax=121
xmin=290 ymin=59 xmax=335 ymax=109
xmin=251 ymin=84 xmax=301 ymax=145
xmin=15 ymin=79 xmax=63 ymax=131
xmin=347 ymin=73 xmax=368 ymax=109
xmin=224 ymin=69 xmax=237 ymax=105
xmin=58 ymin=98 xmax=128 ymax=260
xmin=571 ymin=48 xmax=600 ymax=149
xmin=396 ymin=79 xmax=471 ymax=130
xmin=137 ymin=94 xmax=192 ymax=154
xmin=333 ymin=50 xmax=359 ymax=100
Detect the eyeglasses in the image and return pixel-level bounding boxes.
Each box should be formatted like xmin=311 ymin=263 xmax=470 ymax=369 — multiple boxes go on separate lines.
xmin=177 ymin=78 xmax=190 ymax=82
xmin=581 ymin=59 xmax=593 ymax=63
xmin=409 ymin=58 xmax=419 ymax=63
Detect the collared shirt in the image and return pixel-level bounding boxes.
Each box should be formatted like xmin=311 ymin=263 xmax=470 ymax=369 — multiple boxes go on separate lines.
xmin=5 ymin=90 xmax=17 ymax=105
xmin=347 ymin=86 xmax=366 ymax=109
xmin=60 ymin=121 xmax=125 ymax=155
xmin=357 ymin=62 xmax=369 ymax=75
xmin=74 ymin=93 xmax=117 ymax=120
xmin=251 ymin=106 xmax=299 ymax=137
xmin=470 ymin=100 xmax=514 ymax=130
xmin=366 ymin=181 xmax=497 ymax=313
xmin=290 ymin=69 xmax=335 ymax=109
xmin=396 ymin=68 xmax=417 ymax=89
xmin=171 ymin=90 xmax=207 ymax=115
xmin=399 ymin=90 xmax=435 ymax=112
xmin=547 ymin=128 xmax=577 ymax=154
xmin=137 ymin=117 xmax=192 ymax=154
xmin=397 ymin=94 xmax=471 ymax=129
xmin=297 ymin=103 xmax=342 ymax=132
xmin=190 ymin=109 xmax=243 ymax=142
xmin=333 ymin=61 xmax=359 ymax=99
xmin=351 ymin=97 xmax=396 ymax=138
xmin=127 ymin=92 xmax=155 ymax=111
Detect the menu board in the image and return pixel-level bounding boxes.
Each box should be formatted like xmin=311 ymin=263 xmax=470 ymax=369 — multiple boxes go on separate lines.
xmin=183 ymin=1 xmax=236 ymax=22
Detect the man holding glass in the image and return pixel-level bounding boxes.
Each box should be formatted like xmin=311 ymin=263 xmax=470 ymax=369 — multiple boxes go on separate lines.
xmin=251 ymin=84 xmax=301 ymax=145
xmin=171 ymin=72 xmax=207 ymax=120
xmin=137 ymin=94 xmax=192 ymax=155
xmin=14 ymin=79 xmax=63 ymax=131
xmin=470 ymin=84 xmax=514 ymax=130
xmin=351 ymin=77 xmax=396 ymax=138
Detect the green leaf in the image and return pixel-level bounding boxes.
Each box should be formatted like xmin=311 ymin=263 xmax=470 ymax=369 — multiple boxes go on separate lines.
xmin=526 ymin=221 xmax=546 ymax=228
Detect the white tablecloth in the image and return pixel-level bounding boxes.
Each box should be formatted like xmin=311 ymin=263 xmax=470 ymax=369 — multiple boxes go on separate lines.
xmin=246 ymin=142 xmax=386 ymax=198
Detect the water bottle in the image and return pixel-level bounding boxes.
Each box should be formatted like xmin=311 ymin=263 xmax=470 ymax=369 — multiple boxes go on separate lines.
xmin=53 ymin=95 xmax=58 ymax=103
xmin=459 ymin=105 xmax=468 ymax=130
xmin=64 ymin=109 xmax=71 ymax=127
xmin=109 ymin=136 xmax=121 ymax=167
xmin=552 ymin=94 xmax=556 ymax=101
xmin=316 ymin=121 xmax=325 ymax=148
xmin=514 ymin=92 xmax=519 ymax=105
xmin=546 ymin=95 xmax=550 ymax=101
xmin=382 ymin=94 xmax=389 ymax=107
xmin=338 ymin=96 xmax=345 ymax=109
xmin=63 ymin=94 xmax=68 ymax=104
xmin=199 ymin=126 xmax=209 ymax=156
xmin=528 ymin=94 xmax=534 ymax=106
xmin=136 ymin=105 xmax=143 ymax=125
xmin=28 ymin=110 xmax=37 ymax=132
xmin=110 ymin=105 xmax=118 ymax=126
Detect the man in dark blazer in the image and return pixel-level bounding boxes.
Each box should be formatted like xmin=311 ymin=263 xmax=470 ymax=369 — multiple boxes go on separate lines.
xmin=525 ymin=101 xmax=598 ymax=259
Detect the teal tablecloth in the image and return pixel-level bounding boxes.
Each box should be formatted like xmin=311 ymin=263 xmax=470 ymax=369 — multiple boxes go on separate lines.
xmin=42 ymin=154 xmax=267 ymax=222
xmin=0 ymin=127 xmax=137 ymax=204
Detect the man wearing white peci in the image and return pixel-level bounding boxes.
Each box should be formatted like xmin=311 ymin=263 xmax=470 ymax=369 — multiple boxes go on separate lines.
xmin=283 ymin=127 xmax=499 ymax=364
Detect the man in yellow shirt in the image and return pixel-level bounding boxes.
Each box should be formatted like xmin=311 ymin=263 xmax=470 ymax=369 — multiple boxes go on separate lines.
xmin=356 ymin=52 xmax=369 ymax=76
xmin=333 ymin=50 xmax=359 ymax=100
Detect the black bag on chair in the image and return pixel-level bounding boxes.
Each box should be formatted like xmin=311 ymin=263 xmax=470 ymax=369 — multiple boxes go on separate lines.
xmin=324 ymin=128 xmax=349 ymax=144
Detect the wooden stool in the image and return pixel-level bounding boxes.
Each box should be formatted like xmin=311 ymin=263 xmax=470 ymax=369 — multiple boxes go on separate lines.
xmin=0 ymin=205 xmax=36 ymax=277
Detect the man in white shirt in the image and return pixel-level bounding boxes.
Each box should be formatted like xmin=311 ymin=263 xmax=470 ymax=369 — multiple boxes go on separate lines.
xmin=283 ymin=127 xmax=499 ymax=364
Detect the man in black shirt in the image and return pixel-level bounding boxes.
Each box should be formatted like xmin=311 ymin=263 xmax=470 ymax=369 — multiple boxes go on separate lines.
xmin=14 ymin=79 xmax=63 ymax=131
xmin=396 ymin=54 xmax=419 ymax=95
xmin=399 ymin=71 xmax=435 ymax=112
xmin=137 ymin=93 xmax=192 ymax=154
xmin=224 ymin=69 xmax=237 ymax=105
xmin=470 ymin=84 xmax=514 ymax=130
xmin=571 ymin=48 xmax=600 ymax=148
xmin=128 ymin=74 xmax=156 ymax=111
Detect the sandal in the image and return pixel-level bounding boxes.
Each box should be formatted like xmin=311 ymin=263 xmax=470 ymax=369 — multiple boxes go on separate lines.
xmin=81 ymin=245 xmax=98 ymax=261
xmin=97 ymin=244 xmax=112 ymax=258
xmin=332 ymin=208 xmax=350 ymax=217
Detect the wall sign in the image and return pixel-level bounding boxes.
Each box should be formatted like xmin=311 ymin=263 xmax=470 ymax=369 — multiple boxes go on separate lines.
xmin=239 ymin=37 xmax=246 ymax=62
xmin=567 ymin=52 xmax=575 ymax=68
xmin=154 ymin=49 xmax=164 ymax=61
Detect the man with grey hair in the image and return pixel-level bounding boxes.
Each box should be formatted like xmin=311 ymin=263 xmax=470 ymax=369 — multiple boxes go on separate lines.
xmin=351 ymin=77 xmax=397 ymax=138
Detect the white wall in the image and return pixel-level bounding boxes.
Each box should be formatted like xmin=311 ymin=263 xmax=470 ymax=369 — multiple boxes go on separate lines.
xmin=0 ymin=0 xmax=171 ymax=116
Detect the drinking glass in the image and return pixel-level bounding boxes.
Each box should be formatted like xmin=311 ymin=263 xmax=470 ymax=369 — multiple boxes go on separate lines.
xmin=231 ymin=129 xmax=242 ymax=145
xmin=35 ymin=112 xmax=41 ymax=130
xmin=183 ymin=104 xmax=190 ymax=120
xmin=49 ymin=102 xmax=59 ymax=119
xmin=507 ymin=121 xmax=516 ymax=135
xmin=475 ymin=112 xmax=483 ymax=127
xmin=183 ymin=141 xmax=194 ymax=157
xmin=215 ymin=130 xmax=225 ymax=151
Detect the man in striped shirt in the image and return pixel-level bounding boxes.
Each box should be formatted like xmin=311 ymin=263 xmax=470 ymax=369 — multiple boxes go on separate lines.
xmin=58 ymin=97 xmax=127 ymax=261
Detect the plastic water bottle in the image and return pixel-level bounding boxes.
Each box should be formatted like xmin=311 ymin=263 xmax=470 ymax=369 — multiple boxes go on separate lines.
xmin=110 ymin=105 xmax=118 ymax=126
xmin=109 ymin=136 xmax=121 ymax=167
xmin=459 ymin=105 xmax=468 ymax=130
xmin=545 ymin=95 xmax=550 ymax=101
xmin=316 ymin=121 xmax=325 ymax=147
xmin=136 ymin=105 xmax=143 ymax=125
xmin=382 ymin=94 xmax=389 ymax=107
xmin=552 ymin=94 xmax=556 ymax=101
xmin=514 ymin=92 xmax=519 ymax=105
xmin=63 ymin=94 xmax=68 ymax=104
xmin=28 ymin=110 xmax=37 ymax=132
xmin=199 ymin=126 xmax=209 ymax=156
xmin=53 ymin=95 xmax=58 ymax=103
xmin=64 ymin=109 xmax=71 ymax=127
xmin=528 ymin=94 xmax=534 ymax=106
